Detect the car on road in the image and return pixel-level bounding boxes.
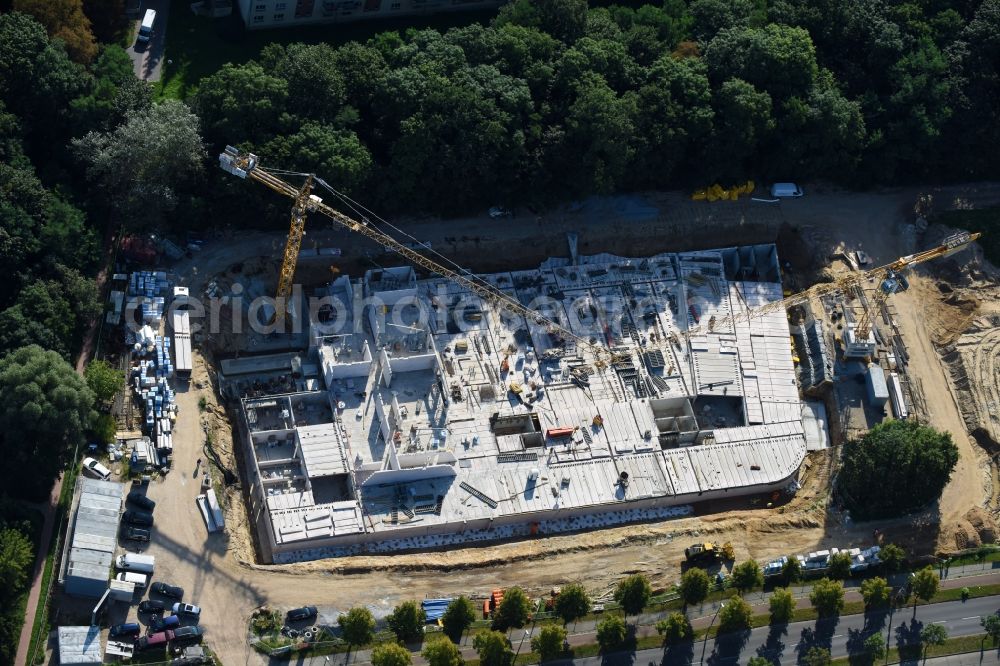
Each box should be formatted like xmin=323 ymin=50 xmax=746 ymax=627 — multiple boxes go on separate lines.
xmin=123 ymin=510 xmax=154 ymax=526
xmin=124 ymin=526 xmax=150 ymax=542
xmin=138 ymin=599 xmax=168 ymax=614
xmin=127 ymin=490 xmax=156 ymax=511
xmin=286 ymin=606 xmax=318 ymax=622
xmin=171 ymin=625 xmax=204 ymax=645
xmin=108 ymin=622 xmax=141 ymax=638
xmin=82 ymin=457 xmax=111 ymax=480
xmin=151 ymin=582 xmax=184 ymax=599
xmin=172 ymin=602 xmax=201 ymax=618
xmin=150 ymin=614 xmax=181 ymax=632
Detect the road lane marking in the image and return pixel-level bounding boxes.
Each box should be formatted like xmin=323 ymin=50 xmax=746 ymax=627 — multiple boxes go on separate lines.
xmin=962 ymin=616 xmax=980 ymax=620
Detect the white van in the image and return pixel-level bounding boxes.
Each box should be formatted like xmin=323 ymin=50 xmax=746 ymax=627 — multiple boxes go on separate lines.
xmin=117 ymin=553 xmax=155 ymax=573
xmin=770 ymin=182 xmax=804 ymax=198
xmin=136 ymin=9 xmax=156 ymax=47
xmin=116 ymin=571 xmax=148 ymax=589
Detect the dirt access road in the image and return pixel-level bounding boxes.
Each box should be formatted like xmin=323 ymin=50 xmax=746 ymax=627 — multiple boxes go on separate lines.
xmin=152 ymin=183 xmax=1000 ymax=666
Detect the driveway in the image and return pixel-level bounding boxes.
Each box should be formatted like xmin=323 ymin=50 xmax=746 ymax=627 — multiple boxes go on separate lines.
xmin=126 ymin=0 xmax=171 ymax=81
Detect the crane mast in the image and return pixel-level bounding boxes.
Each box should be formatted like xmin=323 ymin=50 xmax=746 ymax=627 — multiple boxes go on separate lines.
xmin=219 ymin=147 xmax=980 ymax=366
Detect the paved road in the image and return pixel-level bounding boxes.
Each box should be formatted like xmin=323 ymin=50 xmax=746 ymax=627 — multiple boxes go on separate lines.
xmin=13 ymin=479 xmax=64 ymax=666
xmin=293 ymin=595 xmax=1000 ymax=666
xmin=567 ymin=596 xmax=1000 ymax=666
xmin=126 ymin=0 xmax=170 ymax=81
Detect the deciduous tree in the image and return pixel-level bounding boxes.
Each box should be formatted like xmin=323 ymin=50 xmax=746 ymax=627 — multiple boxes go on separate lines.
xmin=422 ymin=637 xmax=463 ymax=666
xmin=718 ymin=596 xmax=753 ymax=633
xmin=614 ymin=573 xmax=652 ymax=618
xmin=387 ymin=600 xmax=426 ymax=643
xmin=596 ymin=613 xmax=627 ymax=651
xmin=679 ymin=568 xmax=711 ymax=606
xmin=731 ymin=559 xmax=764 ymax=593
xmin=554 ymin=583 xmax=590 ymax=625
xmin=473 ymin=630 xmax=512 ymax=666
xmin=371 ymin=642 xmax=412 ymax=666
xmin=530 ymin=624 xmax=566 ymax=662
xmin=655 ymin=611 xmax=692 ymax=644
xmin=837 ymin=421 xmax=958 ymax=519
xmin=441 ymin=596 xmax=476 ymax=643
xmin=769 ymin=588 xmax=794 ymax=624
xmin=493 ymin=587 xmax=531 ymax=631
xmin=809 ymin=578 xmax=844 ymax=617
xmin=338 ymin=607 xmax=375 ymax=648
xmin=0 ymin=345 xmax=95 ymax=499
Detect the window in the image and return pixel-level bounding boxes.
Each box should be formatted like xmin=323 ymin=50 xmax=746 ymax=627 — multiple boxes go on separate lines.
xmin=273 ymin=12 xmax=285 ymax=19
xmin=253 ymin=14 xmax=264 ymax=21
xmin=390 ymin=2 xmax=400 ymax=7
xmin=255 ymin=3 xmax=266 ymax=10
xmin=275 ymin=1 xmax=286 ymax=7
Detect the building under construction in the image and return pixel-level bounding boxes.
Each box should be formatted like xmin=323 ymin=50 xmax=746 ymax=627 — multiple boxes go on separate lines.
xmin=235 ymin=245 xmax=828 ymax=563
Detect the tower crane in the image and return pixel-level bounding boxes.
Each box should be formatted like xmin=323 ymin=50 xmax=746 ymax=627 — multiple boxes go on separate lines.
xmin=218 ymin=147 xmax=980 ymax=368
xmin=701 ymin=231 xmax=980 ymax=342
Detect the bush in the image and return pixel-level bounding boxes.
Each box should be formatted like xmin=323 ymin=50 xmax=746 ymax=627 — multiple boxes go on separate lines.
xmin=837 ymin=421 xmax=958 ymax=519
xmin=250 ymin=609 xmax=282 ymax=636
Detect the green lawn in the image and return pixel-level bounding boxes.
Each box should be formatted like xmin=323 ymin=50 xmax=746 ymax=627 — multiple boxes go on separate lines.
xmin=157 ymin=0 xmax=499 ymax=100
xmin=934 ymin=207 xmax=1000 ymax=266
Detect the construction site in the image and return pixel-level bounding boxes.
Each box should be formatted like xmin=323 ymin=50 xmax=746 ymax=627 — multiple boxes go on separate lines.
xmin=87 ymin=156 xmax=1000 ymax=665
xmin=146 ymin=149 xmax=982 ymax=567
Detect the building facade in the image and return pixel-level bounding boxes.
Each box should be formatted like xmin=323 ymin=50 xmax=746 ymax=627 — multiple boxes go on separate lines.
xmin=237 ymin=0 xmax=504 ymax=29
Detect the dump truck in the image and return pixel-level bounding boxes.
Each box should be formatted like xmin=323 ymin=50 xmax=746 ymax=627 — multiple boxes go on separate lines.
xmin=684 ymin=542 xmax=721 ymax=565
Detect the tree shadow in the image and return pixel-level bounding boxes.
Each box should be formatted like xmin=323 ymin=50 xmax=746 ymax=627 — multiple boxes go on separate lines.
xmin=661 ymin=638 xmax=695 ymax=666
xmin=755 ymin=623 xmax=788 ymax=664
xmin=893 ymin=617 xmax=924 ymax=664
xmin=795 ymin=616 xmax=839 ymax=662
xmin=706 ymin=628 xmax=750 ymax=665
xmin=600 ymin=626 xmax=638 ymax=666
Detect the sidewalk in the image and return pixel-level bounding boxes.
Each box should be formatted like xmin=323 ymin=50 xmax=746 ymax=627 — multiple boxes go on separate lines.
xmin=14 ymin=474 xmax=65 ymax=666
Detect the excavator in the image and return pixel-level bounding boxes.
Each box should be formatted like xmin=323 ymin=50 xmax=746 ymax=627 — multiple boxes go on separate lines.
xmin=218 ymin=146 xmax=980 ymax=371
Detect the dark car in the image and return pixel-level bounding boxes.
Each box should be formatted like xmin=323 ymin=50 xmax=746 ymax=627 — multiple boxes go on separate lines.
xmin=151 ymin=582 xmax=184 ymax=599
xmin=171 ymin=625 xmax=204 ymax=644
xmin=150 ymin=614 xmax=181 ymax=632
xmin=123 ymin=510 xmax=154 ymax=526
xmin=127 ymin=490 xmax=156 ymax=511
xmin=138 ymin=599 xmax=168 ymax=614
xmin=124 ymin=526 xmax=151 ymax=542
xmin=108 ymin=622 xmax=141 ymax=638
xmin=286 ymin=606 xmax=318 ymax=622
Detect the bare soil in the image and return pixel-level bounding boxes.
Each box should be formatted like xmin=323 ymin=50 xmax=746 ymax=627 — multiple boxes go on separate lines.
xmin=148 ymin=182 xmax=1000 ymax=666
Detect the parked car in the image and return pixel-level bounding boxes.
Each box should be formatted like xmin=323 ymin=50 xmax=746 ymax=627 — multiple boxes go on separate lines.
xmin=135 ymin=631 xmax=171 ymax=651
xmin=150 ymin=614 xmax=181 ymax=632
xmin=171 ymin=625 xmax=204 ymax=644
xmin=124 ymin=526 xmax=151 ymax=542
xmin=127 ymin=490 xmax=156 ymax=511
xmin=82 ymin=457 xmax=111 ymax=480
xmin=138 ymin=599 xmax=168 ymax=614
xmin=488 ymin=206 xmax=512 ymax=218
xmin=109 ymin=622 xmax=141 ymax=638
xmin=123 ymin=510 xmax=154 ymax=526
xmin=286 ymin=606 xmax=318 ymax=622
xmin=769 ymin=182 xmax=804 ymax=198
xmin=151 ymin=582 xmax=184 ymax=599
xmin=172 ymin=602 xmax=201 ymax=618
